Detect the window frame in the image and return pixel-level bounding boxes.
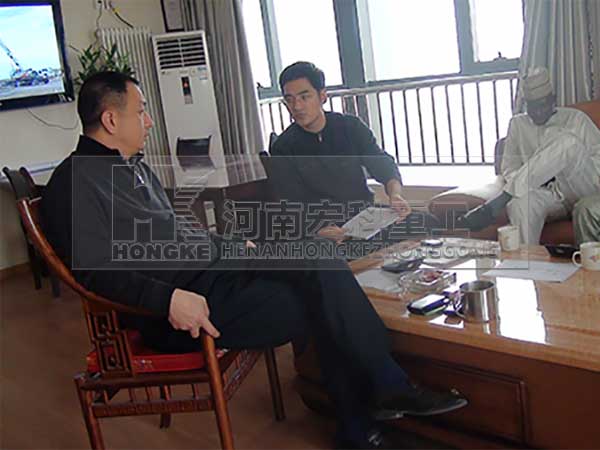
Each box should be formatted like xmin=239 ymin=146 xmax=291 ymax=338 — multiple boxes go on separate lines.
xmin=453 ymin=0 xmax=522 ymax=75
xmin=251 ymin=0 xmax=523 ymax=99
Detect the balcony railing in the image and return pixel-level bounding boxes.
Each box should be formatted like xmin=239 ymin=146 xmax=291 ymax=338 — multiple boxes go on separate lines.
xmin=259 ymin=72 xmax=518 ymax=167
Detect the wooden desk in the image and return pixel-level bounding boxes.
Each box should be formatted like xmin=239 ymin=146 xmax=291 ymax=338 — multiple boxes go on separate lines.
xmin=294 ymin=245 xmax=600 ymax=448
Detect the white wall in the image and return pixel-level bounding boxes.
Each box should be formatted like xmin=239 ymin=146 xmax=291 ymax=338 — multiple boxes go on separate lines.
xmin=0 ymin=0 xmax=165 ymax=270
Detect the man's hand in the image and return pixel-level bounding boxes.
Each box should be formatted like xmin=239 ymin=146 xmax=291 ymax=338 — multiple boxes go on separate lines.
xmin=169 ymin=288 xmax=220 ymax=339
xmin=385 ymin=179 xmax=411 ymax=222
xmin=317 ymin=225 xmax=348 ymax=243
xmin=389 ymin=192 xmax=411 ymax=222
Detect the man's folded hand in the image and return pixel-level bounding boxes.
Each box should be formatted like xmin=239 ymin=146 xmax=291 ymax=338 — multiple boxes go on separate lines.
xmin=169 ymin=288 xmax=220 ymax=339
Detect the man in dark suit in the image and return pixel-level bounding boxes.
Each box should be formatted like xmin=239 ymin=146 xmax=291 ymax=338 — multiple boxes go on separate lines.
xmin=41 ymin=71 xmax=466 ymax=449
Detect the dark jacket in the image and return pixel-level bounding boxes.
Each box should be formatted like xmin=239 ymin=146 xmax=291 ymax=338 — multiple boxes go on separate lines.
xmin=41 ymin=135 xmax=221 ymax=316
xmin=269 ymin=112 xmax=402 ymax=205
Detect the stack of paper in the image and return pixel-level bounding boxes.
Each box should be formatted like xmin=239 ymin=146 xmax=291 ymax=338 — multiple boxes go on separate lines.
xmin=355 ymin=268 xmax=401 ymax=292
xmin=342 ymin=207 xmax=399 ymax=240
xmin=483 ymin=260 xmax=578 ymax=282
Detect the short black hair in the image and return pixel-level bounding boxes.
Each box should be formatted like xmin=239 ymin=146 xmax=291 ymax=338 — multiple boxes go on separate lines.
xmin=278 ymin=61 xmax=325 ymax=93
xmin=77 ymin=71 xmax=139 ymax=132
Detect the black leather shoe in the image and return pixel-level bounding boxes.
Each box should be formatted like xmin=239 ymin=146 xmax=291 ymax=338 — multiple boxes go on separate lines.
xmin=371 ymin=385 xmax=467 ymax=421
xmin=456 ymin=203 xmax=495 ymax=231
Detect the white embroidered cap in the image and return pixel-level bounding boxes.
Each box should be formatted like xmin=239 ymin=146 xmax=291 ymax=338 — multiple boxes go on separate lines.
xmin=522 ymin=67 xmax=553 ymax=101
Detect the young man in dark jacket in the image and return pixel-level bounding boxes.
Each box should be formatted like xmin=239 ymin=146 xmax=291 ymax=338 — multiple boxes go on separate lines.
xmin=269 ymin=61 xmax=434 ymax=245
xmin=41 ymin=71 xmax=465 ymax=449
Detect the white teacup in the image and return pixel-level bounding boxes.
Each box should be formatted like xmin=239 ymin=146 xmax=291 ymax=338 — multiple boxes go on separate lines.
xmin=572 ymin=242 xmax=600 ymax=271
xmin=498 ymin=225 xmax=520 ymax=251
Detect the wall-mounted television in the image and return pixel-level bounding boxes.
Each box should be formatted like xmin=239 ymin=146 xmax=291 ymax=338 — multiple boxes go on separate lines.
xmin=0 ymin=0 xmax=74 ymax=111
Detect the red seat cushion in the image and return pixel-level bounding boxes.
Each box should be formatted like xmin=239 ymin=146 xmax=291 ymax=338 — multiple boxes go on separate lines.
xmin=86 ymin=330 xmax=227 ymax=374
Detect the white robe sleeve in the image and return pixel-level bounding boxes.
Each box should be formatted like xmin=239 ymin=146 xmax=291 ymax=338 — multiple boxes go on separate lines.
xmin=500 ymin=117 xmax=524 ymax=183
xmin=574 ymin=111 xmax=600 ymax=150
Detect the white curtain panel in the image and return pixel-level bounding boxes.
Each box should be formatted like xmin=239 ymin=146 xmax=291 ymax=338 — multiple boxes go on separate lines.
xmin=181 ymin=0 xmax=265 ymax=156
xmin=517 ymin=0 xmax=595 ymax=109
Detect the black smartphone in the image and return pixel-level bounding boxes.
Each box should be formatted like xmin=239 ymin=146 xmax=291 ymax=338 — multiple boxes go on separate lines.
xmin=407 ymin=294 xmax=449 ymax=315
xmin=382 ymin=257 xmax=424 ymax=273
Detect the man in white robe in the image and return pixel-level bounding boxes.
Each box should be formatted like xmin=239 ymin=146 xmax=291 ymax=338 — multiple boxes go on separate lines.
xmin=459 ymin=67 xmax=600 ymax=244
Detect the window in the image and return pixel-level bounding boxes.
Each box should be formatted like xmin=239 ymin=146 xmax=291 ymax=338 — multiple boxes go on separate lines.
xmin=247 ymin=0 xmax=522 ymax=173
xmin=242 ymin=0 xmax=343 ymax=97
xmin=272 ymin=0 xmax=342 ymax=86
xmin=469 ymin=0 xmax=524 ymax=63
xmin=359 ymin=0 xmax=460 ymax=81
xmin=243 ymin=0 xmax=524 ymax=95
xmin=241 ymin=0 xmax=271 ymax=88
xmin=454 ymin=0 xmax=524 ymax=74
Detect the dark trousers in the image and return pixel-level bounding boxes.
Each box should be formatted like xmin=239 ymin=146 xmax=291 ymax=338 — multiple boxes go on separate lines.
xmin=138 ymin=253 xmax=400 ymax=424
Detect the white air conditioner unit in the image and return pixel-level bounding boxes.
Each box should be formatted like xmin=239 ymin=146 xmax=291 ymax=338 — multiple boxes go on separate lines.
xmin=152 ymin=30 xmax=227 ymax=187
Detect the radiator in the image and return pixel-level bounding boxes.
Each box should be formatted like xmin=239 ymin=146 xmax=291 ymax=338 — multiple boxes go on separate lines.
xmin=99 ymin=27 xmax=175 ymax=188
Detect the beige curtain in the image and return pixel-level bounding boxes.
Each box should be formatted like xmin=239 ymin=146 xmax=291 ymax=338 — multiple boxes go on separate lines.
xmin=517 ymin=0 xmax=595 ymax=109
xmin=590 ymin=0 xmax=600 ymax=100
xmin=181 ymin=0 xmax=264 ymax=156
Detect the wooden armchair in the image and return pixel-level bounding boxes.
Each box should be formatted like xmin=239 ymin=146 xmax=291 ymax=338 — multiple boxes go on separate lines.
xmin=16 ymin=197 xmax=285 ymax=450
xmin=2 ymin=166 xmax=60 ymax=297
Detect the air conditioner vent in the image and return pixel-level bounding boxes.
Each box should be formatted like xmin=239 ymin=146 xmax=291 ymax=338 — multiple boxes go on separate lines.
xmin=156 ymin=35 xmax=206 ymax=70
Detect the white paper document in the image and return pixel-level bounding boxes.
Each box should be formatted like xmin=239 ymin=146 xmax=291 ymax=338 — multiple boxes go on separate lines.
xmin=439 ymin=238 xmax=501 ymax=256
xmin=342 ymin=207 xmax=399 ymax=240
xmin=355 ymin=269 xmax=401 ymax=292
xmin=483 ymin=260 xmax=579 ymax=282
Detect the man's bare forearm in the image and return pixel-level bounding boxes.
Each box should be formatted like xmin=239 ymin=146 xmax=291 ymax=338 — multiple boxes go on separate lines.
xmin=385 ymin=178 xmax=403 ymax=197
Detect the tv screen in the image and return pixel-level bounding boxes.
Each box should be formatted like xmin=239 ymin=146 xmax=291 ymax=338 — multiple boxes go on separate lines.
xmin=0 ymin=0 xmax=73 ymax=110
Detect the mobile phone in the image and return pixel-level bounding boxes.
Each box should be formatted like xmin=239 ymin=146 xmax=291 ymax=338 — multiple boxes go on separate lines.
xmin=382 ymin=257 xmax=423 ymax=273
xmin=407 ymin=294 xmax=449 ymax=315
